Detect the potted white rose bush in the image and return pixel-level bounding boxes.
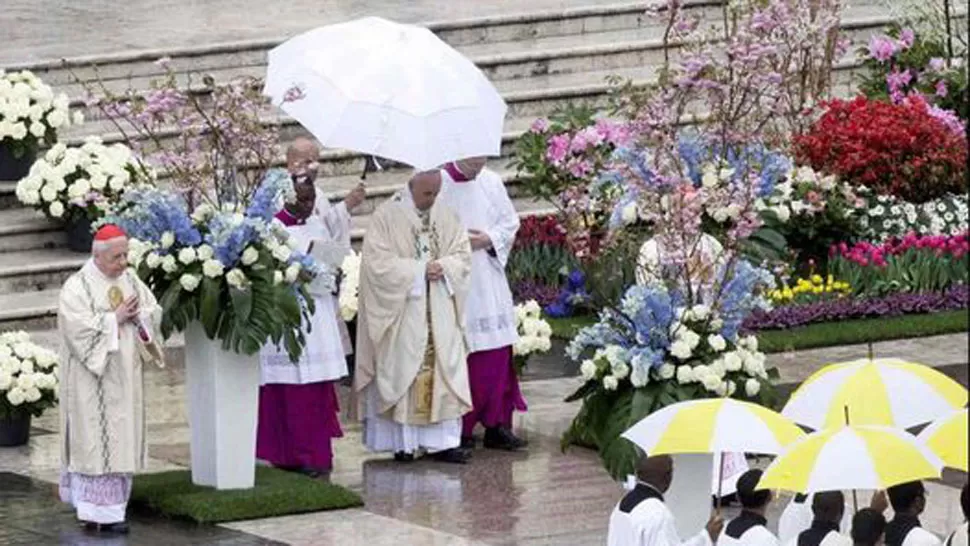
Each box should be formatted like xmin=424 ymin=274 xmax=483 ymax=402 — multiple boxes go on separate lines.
xmin=0 ymin=69 xmax=81 ymax=181
xmin=0 ymin=331 xmax=59 ymax=447
xmin=16 ymin=137 xmax=147 ymax=252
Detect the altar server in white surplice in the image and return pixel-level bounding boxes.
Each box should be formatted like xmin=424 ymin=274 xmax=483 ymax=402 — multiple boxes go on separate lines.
xmin=784 ymin=491 xmax=853 ymax=546
xmin=257 ymin=180 xmax=347 ymax=478
xmin=439 ymin=157 xmax=527 ymax=451
xmin=717 ymin=470 xmax=779 ymax=546
xmin=58 ymin=224 xmax=163 ymax=535
xmin=609 ymin=454 xmax=724 ymax=546
xmin=354 ymin=169 xmax=474 ymax=464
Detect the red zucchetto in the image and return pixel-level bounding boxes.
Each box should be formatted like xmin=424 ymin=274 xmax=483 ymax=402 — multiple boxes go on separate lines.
xmin=93 ymin=224 xmax=127 ymax=241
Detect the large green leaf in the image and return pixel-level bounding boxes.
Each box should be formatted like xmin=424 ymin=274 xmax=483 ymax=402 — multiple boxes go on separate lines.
xmin=229 ymin=286 xmax=253 ymax=326
xmin=199 ymin=278 xmax=222 ymax=338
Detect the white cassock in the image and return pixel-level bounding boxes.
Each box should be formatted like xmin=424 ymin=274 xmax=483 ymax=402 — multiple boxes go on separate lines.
xmin=782 ymin=523 xmax=852 ymax=546
xmin=57 ymin=259 xmax=162 ymax=524
xmin=354 ymin=187 xmax=473 ymax=454
xmin=438 ymin=166 xmax=518 ymax=351
xmin=717 ymin=512 xmax=779 ymax=546
xmin=259 ymin=215 xmax=347 ymax=384
xmin=314 ymin=194 xmax=354 ymax=356
xmin=778 ymin=495 xmax=853 ymax=544
xmin=609 ymin=482 xmax=713 ymax=546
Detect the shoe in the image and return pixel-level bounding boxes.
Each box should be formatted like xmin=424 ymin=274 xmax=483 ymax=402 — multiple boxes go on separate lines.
xmin=430 ymin=447 xmax=471 ymax=464
xmin=393 ymin=451 xmax=415 ymax=462
xmin=460 ymin=436 xmax=476 ymax=449
xmin=297 ymin=467 xmax=331 ymax=480
xmin=483 ymin=427 xmax=528 ymax=451
xmin=82 ymin=521 xmax=130 ymax=534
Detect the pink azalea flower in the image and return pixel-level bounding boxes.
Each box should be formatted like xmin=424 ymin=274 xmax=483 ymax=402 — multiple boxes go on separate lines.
xmin=545 ymin=134 xmax=571 ymax=165
xmin=928 ymin=57 xmax=946 ymax=71
xmin=898 ymin=28 xmax=915 ymax=49
xmin=935 ymin=79 xmax=948 ymax=98
xmin=868 ymin=35 xmax=897 ymax=62
xmin=530 ymin=118 xmax=550 ymax=133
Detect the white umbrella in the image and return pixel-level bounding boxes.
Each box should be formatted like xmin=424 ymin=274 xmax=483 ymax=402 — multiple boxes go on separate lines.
xmin=264 ymin=17 xmax=507 ymax=171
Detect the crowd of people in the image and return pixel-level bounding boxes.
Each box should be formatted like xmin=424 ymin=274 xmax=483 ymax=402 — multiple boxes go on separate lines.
xmin=608 ymin=454 xmax=968 ymax=546
xmin=54 ymin=136 xmax=530 ymax=533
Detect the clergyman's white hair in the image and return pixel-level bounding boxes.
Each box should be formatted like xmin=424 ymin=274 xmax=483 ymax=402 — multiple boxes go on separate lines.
xmin=91 ymin=236 xmax=126 ymax=255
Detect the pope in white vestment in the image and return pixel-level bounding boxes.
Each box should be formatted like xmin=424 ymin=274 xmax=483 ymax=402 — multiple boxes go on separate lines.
xmin=57 ymin=225 xmax=163 ymax=534
xmin=439 ymin=158 xmax=528 ymax=450
xmin=257 ymin=181 xmax=347 ymax=476
xmin=354 ymin=169 xmax=474 ymax=463
xmin=609 ymin=455 xmax=724 ymax=546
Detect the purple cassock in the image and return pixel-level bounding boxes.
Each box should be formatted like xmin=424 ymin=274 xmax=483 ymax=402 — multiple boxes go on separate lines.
xmin=461 ymin=346 xmax=528 ymax=435
xmin=255 ymin=208 xmax=346 ymax=472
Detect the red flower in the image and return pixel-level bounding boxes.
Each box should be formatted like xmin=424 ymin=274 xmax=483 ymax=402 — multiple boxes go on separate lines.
xmin=794 ymin=96 xmax=967 ymax=202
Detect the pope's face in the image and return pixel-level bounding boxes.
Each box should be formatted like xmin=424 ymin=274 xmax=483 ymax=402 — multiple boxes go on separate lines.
xmin=410 ymin=173 xmax=442 ymax=211
xmin=94 ymin=238 xmax=129 ymax=278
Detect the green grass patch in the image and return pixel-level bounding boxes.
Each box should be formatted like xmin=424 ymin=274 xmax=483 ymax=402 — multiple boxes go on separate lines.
xmin=548 ymin=310 xmax=968 ymax=352
xmin=130 ymin=466 xmax=363 ymax=524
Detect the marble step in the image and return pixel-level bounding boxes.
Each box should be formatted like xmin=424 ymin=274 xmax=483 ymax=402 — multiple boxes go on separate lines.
xmin=0 ymin=195 xmax=554 ymax=331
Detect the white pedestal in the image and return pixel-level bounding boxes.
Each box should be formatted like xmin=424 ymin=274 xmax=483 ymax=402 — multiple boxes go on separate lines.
xmin=668 ymin=453 xmax=714 ymax=540
xmin=183 ymin=323 xmax=261 ymax=489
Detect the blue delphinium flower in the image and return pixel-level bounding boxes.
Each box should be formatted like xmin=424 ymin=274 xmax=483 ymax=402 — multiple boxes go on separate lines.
xmin=247 ymin=168 xmax=293 ymax=222
xmin=676 ymin=133 xmax=791 ymax=198
xmin=716 ymin=260 xmax=775 ymax=341
xmin=111 ymin=187 xmax=202 ymax=249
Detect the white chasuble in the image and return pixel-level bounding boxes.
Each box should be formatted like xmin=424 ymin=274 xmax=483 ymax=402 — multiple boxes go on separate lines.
xmin=259 ymin=217 xmax=347 ymax=385
xmin=439 ymin=167 xmax=519 ymax=352
xmin=354 ymin=188 xmax=472 ymax=452
xmin=609 ymin=483 xmax=714 ymax=546
xmin=58 ymin=260 xmax=161 ymax=477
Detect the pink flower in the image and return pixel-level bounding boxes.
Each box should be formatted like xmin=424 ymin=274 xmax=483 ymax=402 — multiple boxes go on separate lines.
xmin=886 ymin=69 xmax=913 ymax=100
xmin=868 ymin=35 xmax=898 ymax=62
xmin=898 ymin=28 xmax=915 ymax=49
xmin=805 ymin=190 xmax=821 ymax=204
xmin=569 ymin=159 xmax=592 ymax=178
xmin=935 ymin=79 xmax=948 ymax=98
xmin=928 ymin=57 xmax=946 ymax=71
xmin=545 ymin=134 xmax=571 ymax=165
xmin=530 ymin=118 xmax=550 ymax=133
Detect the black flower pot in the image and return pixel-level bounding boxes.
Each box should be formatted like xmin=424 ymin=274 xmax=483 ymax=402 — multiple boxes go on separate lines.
xmin=0 ymin=142 xmax=36 ymax=182
xmin=66 ymin=216 xmax=94 ymax=253
xmin=0 ymin=412 xmax=31 ymax=447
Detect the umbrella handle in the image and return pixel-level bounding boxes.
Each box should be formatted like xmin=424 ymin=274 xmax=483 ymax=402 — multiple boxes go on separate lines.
xmin=715 ymin=452 xmax=725 ymax=515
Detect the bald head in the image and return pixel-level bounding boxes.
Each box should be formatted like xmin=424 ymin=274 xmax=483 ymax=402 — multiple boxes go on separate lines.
xmin=286 ymin=137 xmax=320 ymax=181
xmin=636 ymin=455 xmax=674 ymax=493
xmin=408 ymin=169 xmax=442 ymax=211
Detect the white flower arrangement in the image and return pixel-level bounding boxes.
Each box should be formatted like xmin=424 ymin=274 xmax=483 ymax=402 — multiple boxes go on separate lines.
xmin=337 ymin=251 xmax=361 ymax=321
xmin=0 ymin=331 xmax=59 ymax=417
xmin=512 ymin=300 xmax=553 ymax=374
xmin=0 ymin=70 xmax=81 ymax=157
xmin=15 ymin=137 xmax=146 ymax=223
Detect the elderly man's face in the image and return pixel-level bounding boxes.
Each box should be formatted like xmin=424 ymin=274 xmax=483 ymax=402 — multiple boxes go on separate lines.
xmin=410 ymin=172 xmax=442 ymax=211
xmin=287 ymin=141 xmax=320 ymax=183
xmin=94 ymin=238 xmax=129 ymax=279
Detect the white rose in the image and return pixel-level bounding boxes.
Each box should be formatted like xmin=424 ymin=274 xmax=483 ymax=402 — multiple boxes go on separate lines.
xmin=679 ymin=329 xmax=701 ymax=350
xmin=630 ymin=367 xmax=649 ymax=388
xmin=202 ymin=259 xmax=225 ymax=278
xmin=743 ymin=352 xmax=767 ymax=377
xmin=179 ymin=274 xmax=201 ymax=292
xmin=40 ymin=185 xmax=58 ymax=202
xmin=723 ymin=352 xmax=743 ymax=372
xmin=658 ymin=363 xmax=676 ymax=380
xmin=741 ymin=335 xmax=759 ymax=351
xmin=34 ymin=350 xmax=55 ymax=369
xmin=16 ymin=373 xmax=35 ymax=390
xmin=536 ymin=337 xmax=551 ymax=352
xmin=714 ymin=381 xmax=729 ymax=397
xmin=701 ymin=166 xmax=719 ymax=188
xmin=241 ymin=247 xmax=259 ymax=266
xmin=145 ymin=253 xmax=162 ymax=269
xmin=745 ymin=378 xmax=761 ymax=397
xmin=580 ymin=359 xmax=597 ymax=379
xmin=197 ymin=245 xmax=214 ymax=261
xmin=46 ymin=110 xmax=66 ymax=128
xmin=689 ymin=305 xmax=710 ymax=321
xmin=0 ymin=372 xmax=11 ymax=391
xmin=675 ymin=365 xmax=694 ymax=385
xmin=284 ymin=263 xmax=301 ymax=283
xmin=603 ymin=375 xmax=619 ymax=391
xmin=24 ymin=387 xmax=41 ymax=402
xmin=160 ymin=231 xmax=175 ymax=249
xmin=48 ymin=201 xmax=64 ymax=218
xmin=178 ymin=247 xmax=197 ymax=265
xmin=28 ymin=121 xmax=45 ymax=138
xmin=621 ymin=202 xmax=638 ymax=224
xmin=6 ymin=388 xmax=25 ymax=406
xmin=273 ymin=245 xmax=292 ymax=262
xmin=670 ymin=340 xmax=692 ymax=361
xmin=522 ymin=318 xmax=541 ymax=337
xmin=709 ymin=359 xmax=726 ymax=378
xmin=226 ymin=268 xmax=248 ymax=289
xmin=12 ymin=342 xmax=33 ymax=360
xmin=707 ymin=334 xmax=727 ymax=352
xmin=710 ymin=318 xmax=724 ymax=331
xmin=89 ymin=173 xmax=107 ymax=190
xmin=702 ymin=373 xmax=722 ymax=392
xmin=273 ymin=271 xmax=284 ymax=285
xmin=161 ymin=254 xmax=178 ymax=273
xmin=9 ymin=122 xmax=27 ymax=140
xmin=612 ymin=362 xmax=630 ymax=380
xmin=772 ymin=205 xmax=791 ymax=223
xmin=523 ymin=300 xmax=541 ymax=318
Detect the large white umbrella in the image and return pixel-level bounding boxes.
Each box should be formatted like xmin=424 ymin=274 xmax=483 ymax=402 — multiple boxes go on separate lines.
xmin=264 ymin=17 xmax=507 ymax=171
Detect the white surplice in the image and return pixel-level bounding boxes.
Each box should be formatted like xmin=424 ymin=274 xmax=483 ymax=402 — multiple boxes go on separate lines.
xmin=778 ymin=495 xmax=853 ymax=544
xmin=259 ymin=215 xmax=347 ymax=385
xmin=717 ymin=513 xmax=779 ymax=546
xmin=438 ymin=167 xmax=519 ymax=351
xmin=609 ymin=483 xmax=714 ymax=546
xmin=314 ymin=194 xmax=355 ymax=356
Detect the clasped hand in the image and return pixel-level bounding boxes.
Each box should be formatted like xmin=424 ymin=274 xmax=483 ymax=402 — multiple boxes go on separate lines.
xmin=115 ymin=296 xmax=140 ymax=324
xmin=425 ymin=261 xmax=445 ymax=282
xmin=468 ymin=229 xmax=492 ymax=251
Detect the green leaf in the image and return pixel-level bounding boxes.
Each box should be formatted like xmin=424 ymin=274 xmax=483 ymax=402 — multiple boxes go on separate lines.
xmin=199 ymin=278 xmax=222 ymax=338
xmin=229 ymin=286 xmax=253 ymax=326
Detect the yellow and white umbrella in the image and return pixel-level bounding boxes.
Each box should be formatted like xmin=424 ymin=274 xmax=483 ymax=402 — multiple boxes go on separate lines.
xmin=782 ymin=358 xmax=967 ymax=430
xmin=917 ymin=409 xmax=968 ymax=472
xmin=621 ymin=398 xmax=805 ymax=456
xmin=759 ymin=425 xmax=944 ymax=493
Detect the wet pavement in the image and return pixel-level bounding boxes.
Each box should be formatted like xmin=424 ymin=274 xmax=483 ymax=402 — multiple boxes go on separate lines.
xmin=0 ymin=333 xmax=966 ymax=545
